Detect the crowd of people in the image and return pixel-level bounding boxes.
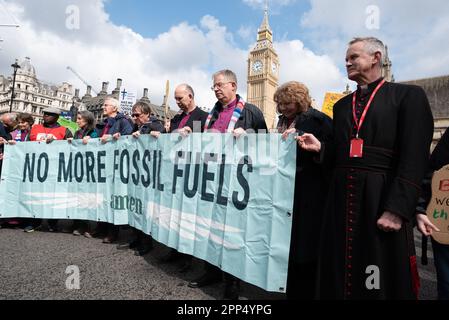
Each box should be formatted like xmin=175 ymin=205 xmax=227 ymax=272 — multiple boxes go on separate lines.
xmin=0 ymin=36 xmax=448 ymax=300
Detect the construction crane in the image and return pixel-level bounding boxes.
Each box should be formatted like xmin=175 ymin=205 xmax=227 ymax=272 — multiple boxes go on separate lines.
xmin=0 ymin=2 xmax=20 ymax=28
xmin=66 ymin=66 xmax=98 ymax=94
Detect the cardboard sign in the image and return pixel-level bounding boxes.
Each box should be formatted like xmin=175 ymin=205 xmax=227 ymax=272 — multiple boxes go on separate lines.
xmin=119 ymin=89 xmax=136 ymax=117
xmin=426 ymin=164 xmax=449 ymax=245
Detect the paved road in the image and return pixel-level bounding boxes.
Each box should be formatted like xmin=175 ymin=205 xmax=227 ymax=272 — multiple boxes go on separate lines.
xmin=0 ymin=222 xmax=438 ymax=300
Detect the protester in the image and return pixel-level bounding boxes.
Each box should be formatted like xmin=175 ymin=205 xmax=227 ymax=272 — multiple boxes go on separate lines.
xmin=10 ymin=113 xmax=34 ymax=142
xmin=158 ymin=84 xmax=208 ymax=272
xmin=125 ymin=101 xmax=163 ymax=256
xmin=187 ymin=70 xmax=267 ymax=300
xmin=163 ymin=84 xmax=208 ymax=135
xmin=277 ymin=81 xmax=333 ymax=299
xmin=3 ymin=113 xmax=34 ymax=228
xmin=94 ymin=97 xmax=134 ymax=244
xmin=0 ymin=113 xmax=16 ymax=176
xmin=29 ymin=107 xmax=72 ymax=143
xmin=68 ymin=111 xmax=99 ymax=238
xmin=0 ymin=113 xmax=16 ymax=229
xmin=298 ymin=37 xmax=434 ymax=299
xmin=24 ymin=107 xmax=73 ymax=233
xmin=416 ymin=127 xmax=449 ymax=300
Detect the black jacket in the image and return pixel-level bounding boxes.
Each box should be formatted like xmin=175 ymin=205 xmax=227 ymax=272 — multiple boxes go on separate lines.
xmin=0 ymin=122 xmax=11 ymax=176
xmin=207 ymin=95 xmax=267 ymax=132
xmin=137 ymin=116 xmax=164 ymax=134
xmin=169 ymin=107 xmax=208 ymax=133
xmin=288 ymin=108 xmax=333 ymax=263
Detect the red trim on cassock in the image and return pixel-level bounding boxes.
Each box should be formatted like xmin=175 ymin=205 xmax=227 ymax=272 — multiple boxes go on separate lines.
xmin=410 ymin=255 xmax=421 ymax=299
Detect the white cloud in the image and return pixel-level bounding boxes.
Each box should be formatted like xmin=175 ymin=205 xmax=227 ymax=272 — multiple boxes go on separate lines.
xmin=0 ymin=0 xmax=346 ymax=114
xmin=300 ymin=0 xmax=449 ymax=81
xmin=237 ymin=25 xmax=255 ymax=42
xmin=243 ymin=0 xmax=296 ymax=11
xmin=275 ymin=40 xmax=347 ymax=105
xmin=0 ymin=0 xmax=244 ymax=110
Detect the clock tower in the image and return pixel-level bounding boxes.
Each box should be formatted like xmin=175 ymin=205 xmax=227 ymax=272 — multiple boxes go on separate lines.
xmin=247 ymin=4 xmax=280 ymax=129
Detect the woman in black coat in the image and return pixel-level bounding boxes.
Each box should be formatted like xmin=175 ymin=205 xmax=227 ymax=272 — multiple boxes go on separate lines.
xmin=276 ymin=81 xmax=333 ymax=299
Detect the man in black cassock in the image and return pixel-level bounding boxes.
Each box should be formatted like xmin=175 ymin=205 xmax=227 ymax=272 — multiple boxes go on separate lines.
xmin=298 ymin=37 xmax=434 ymax=299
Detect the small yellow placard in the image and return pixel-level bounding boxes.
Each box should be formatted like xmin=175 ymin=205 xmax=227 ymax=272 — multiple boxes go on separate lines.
xmin=321 ymin=92 xmax=346 ymax=119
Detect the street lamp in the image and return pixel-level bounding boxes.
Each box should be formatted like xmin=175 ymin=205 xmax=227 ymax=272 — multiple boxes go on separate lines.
xmin=70 ymin=97 xmax=78 ymax=122
xmin=9 ymin=59 xmax=20 ymax=113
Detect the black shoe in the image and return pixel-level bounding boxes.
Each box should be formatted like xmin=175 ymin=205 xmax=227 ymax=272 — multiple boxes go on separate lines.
xmin=223 ymin=280 xmax=240 ymax=300
xmin=188 ymin=271 xmax=222 ymax=288
xmin=129 ymin=239 xmax=141 ymax=249
xmin=135 ymin=244 xmax=153 ymax=256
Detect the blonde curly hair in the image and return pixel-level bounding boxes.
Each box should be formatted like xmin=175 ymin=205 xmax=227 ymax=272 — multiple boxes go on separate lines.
xmin=274 ymin=81 xmax=312 ymax=114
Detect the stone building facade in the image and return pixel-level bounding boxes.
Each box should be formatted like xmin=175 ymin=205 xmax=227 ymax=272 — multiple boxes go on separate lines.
xmin=80 ymin=79 xmax=177 ymax=124
xmin=399 ymin=75 xmax=449 ymax=148
xmin=0 ymin=57 xmax=76 ymax=123
xmin=0 ymin=57 xmax=177 ymax=125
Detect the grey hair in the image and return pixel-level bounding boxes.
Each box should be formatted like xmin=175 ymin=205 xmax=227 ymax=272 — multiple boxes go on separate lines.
xmin=104 ymin=96 xmax=120 ymax=111
xmin=349 ymin=37 xmax=386 ymax=67
xmin=77 ymin=111 xmax=96 ymax=131
xmin=178 ymin=83 xmax=195 ymax=98
xmin=212 ymin=69 xmax=238 ymax=86
xmin=2 ymin=113 xmax=17 ymax=122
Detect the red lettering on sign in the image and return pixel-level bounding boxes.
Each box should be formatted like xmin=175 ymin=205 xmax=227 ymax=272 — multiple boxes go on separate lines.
xmin=439 ymin=179 xmax=449 ymax=191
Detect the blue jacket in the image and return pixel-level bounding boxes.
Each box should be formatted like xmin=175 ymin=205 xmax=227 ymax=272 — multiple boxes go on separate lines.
xmin=96 ymin=113 xmax=134 ymax=137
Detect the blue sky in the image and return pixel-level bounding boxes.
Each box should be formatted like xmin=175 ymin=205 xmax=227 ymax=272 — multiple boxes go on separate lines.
xmin=1 ymin=0 xmax=448 ymax=110
xmin=104 ymin=0 xmax=311 ymax=48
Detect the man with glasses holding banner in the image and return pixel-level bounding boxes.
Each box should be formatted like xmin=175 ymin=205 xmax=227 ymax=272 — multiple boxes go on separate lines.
xmin=187 ymin=69 xmax=267 ymax=300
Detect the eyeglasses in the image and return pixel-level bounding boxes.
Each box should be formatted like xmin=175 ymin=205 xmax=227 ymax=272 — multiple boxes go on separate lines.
xmin=131 ymin=113 xmax=142 ymax=118
xmin=210 ymin=82 xmax=232 ymax=91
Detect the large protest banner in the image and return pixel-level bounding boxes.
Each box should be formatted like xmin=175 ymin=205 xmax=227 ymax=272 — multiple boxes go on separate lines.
xmin=0 ymin=133 xmax=296 ymax=292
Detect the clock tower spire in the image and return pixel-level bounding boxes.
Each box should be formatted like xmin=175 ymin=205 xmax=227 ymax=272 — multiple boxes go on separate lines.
xmin=247 ymin=1 xmax=279 ymax=129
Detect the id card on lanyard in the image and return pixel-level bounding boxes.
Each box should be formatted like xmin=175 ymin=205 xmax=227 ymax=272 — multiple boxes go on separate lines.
xmin=350 ymin=79 xmax=386 ymax=158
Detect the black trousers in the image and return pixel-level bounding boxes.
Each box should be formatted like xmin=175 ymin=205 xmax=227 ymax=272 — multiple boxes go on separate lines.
xmin=286 ymin=260 xmax=317 ymax=300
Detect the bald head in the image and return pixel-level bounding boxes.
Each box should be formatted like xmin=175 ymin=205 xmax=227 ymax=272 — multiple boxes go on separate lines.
xmin=174 ymin=84 xmax=196 ymax=113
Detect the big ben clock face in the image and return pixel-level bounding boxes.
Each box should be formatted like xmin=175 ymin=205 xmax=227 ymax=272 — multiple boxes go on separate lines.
xmin=271 ymin=62 xmax=277 ymax=74
xmin=252 ymin=60 xmax=263 ymax=73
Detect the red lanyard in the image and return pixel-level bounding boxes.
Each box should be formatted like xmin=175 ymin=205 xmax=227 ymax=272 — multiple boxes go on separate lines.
xmin=352 ymin=79 xmax=386 ymax=138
